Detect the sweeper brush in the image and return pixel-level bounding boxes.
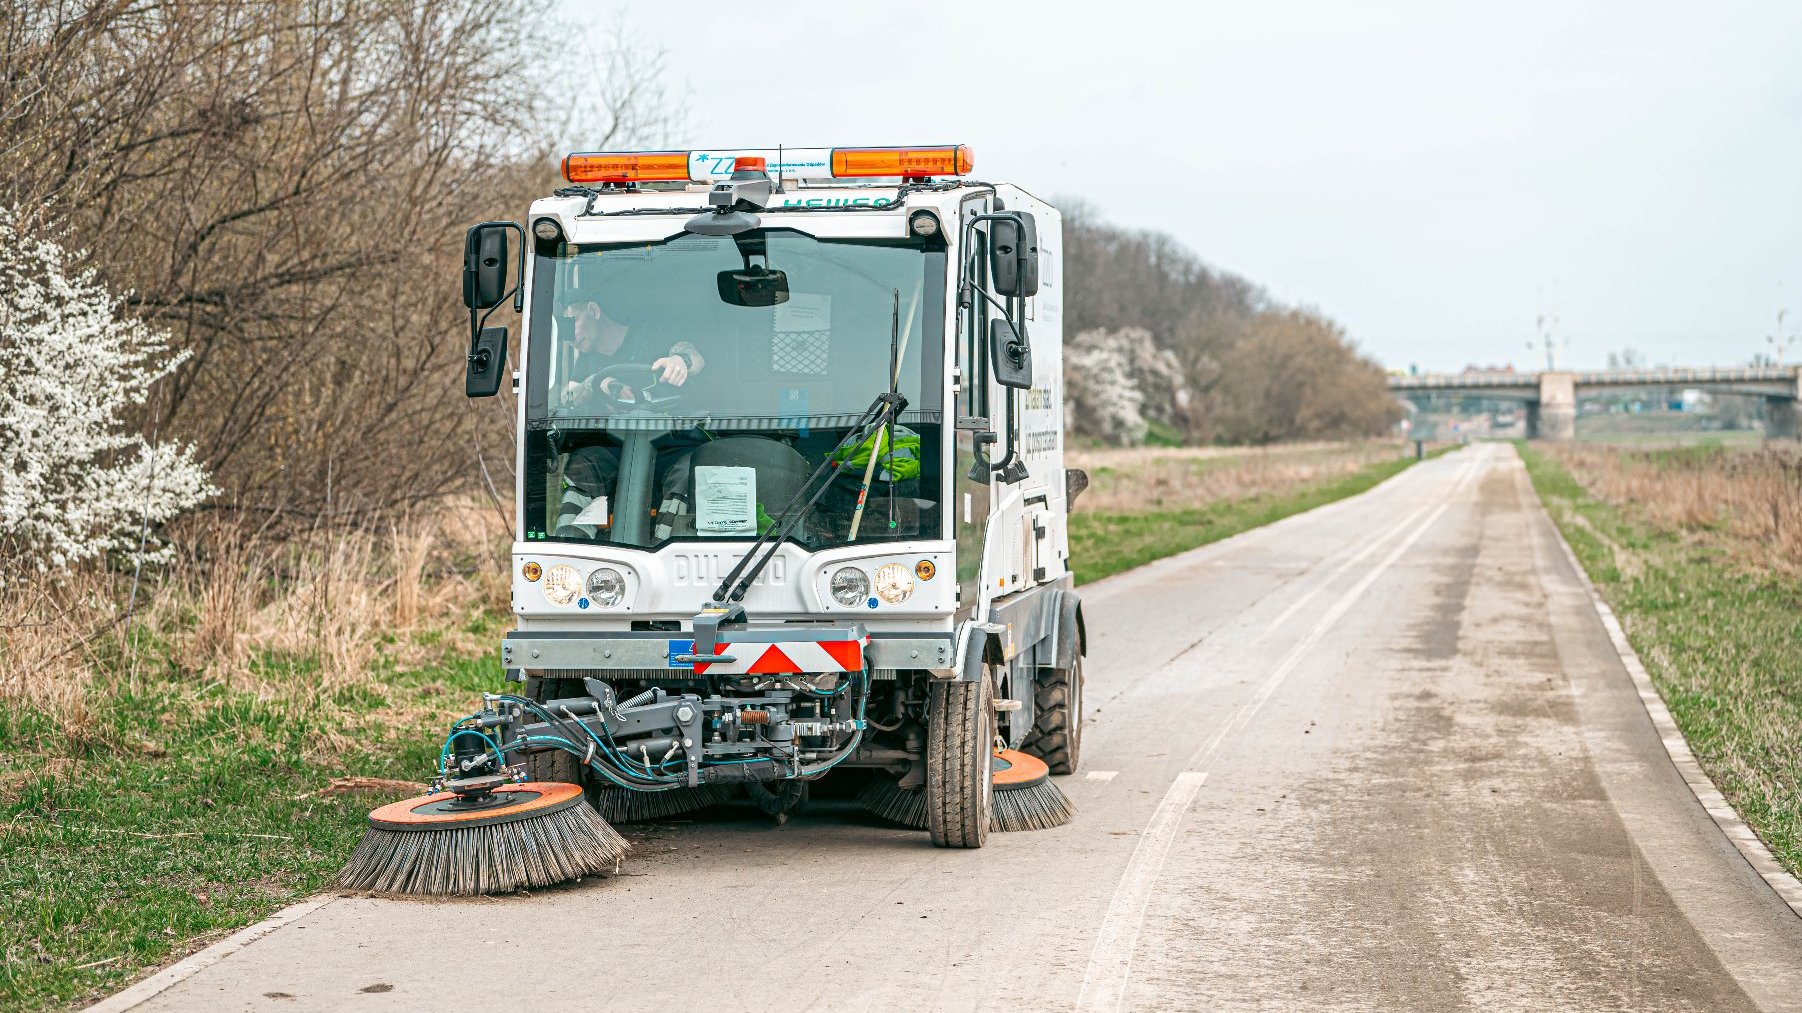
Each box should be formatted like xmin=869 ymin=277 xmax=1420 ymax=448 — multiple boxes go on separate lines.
xmin=338 ymin=778 xmax=627 ymax=896
xmin=859 ymin=749 xmax=1074 ymax=833
xmin=591 ymin=784 xmax=736 ymax=823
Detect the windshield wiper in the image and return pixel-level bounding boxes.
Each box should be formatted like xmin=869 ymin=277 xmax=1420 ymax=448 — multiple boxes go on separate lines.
xmin=709 ymin=390 xmax=906 ymax=607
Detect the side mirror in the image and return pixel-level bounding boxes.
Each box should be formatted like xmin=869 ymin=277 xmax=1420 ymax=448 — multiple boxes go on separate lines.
xmin=716 ymin=266 xmax=790 ymax=307
xmin=466 ymin=326 xmax=507 ymax=398
xmin=989 ymin=317 xmax=1033 ymax=389
xmin=988 ymin=212 xmax=1040 ymax=299
xmin=462 ymin=224 xmax=510 ymax=310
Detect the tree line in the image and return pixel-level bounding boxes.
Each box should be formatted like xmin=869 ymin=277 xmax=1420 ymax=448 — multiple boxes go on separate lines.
xmin=1060 ymin=200 xmax=1401 ymax=445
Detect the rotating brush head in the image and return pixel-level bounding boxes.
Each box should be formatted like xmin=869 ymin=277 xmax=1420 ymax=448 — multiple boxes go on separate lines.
xmin=590 ymin=783 xmax=736 ymax=824
xmin=988 ymin=749 xmax=1074 ymax=832
xmin=338 ymin=781 xmax=627 ymax=896
xmin=856 ymin=775 xmax=929 ymax=828
xmin=858 ymin=749 xmax=1075 ymax=833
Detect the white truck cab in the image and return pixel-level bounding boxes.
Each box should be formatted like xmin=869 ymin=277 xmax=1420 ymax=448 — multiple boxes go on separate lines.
xmin=458 ymin=145 xmax=1086 ymax=847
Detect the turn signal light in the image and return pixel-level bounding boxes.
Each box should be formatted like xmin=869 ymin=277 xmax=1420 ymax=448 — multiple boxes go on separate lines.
xmin=562 ymin=151 xmax=691 ymax=184
xmin=830 ymin=145 xmax=973 ymax=179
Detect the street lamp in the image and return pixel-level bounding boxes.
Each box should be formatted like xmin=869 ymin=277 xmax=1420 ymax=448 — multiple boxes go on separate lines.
xmin=1767 ymin=308 xmax=1792 ymax=365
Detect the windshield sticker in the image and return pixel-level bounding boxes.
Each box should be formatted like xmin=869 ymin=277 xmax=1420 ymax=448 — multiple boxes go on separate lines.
xmin=773 ymin=293 xmax=831 ymax=375
xmin=694 ymin=466 xmax=759 ymax=535
xmin=778 ymin=388 xmax=810 ymax=438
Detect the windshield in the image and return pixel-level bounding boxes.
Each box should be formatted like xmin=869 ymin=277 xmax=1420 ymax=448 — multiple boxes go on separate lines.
xmin=523 ymin=228 xmax=945 ymax=551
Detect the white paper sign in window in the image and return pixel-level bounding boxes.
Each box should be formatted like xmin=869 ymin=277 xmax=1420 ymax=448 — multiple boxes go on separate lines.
xmin=694 ymin=466 xmax=758 ymax=535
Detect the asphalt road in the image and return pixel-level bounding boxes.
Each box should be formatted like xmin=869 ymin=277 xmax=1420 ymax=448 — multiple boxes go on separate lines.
xmin=123 ymin=443 xmax=1802 ymax=1012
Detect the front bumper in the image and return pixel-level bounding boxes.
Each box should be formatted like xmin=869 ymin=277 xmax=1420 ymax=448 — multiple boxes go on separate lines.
xmin=503 ymin=627 xmax=953 ymax=675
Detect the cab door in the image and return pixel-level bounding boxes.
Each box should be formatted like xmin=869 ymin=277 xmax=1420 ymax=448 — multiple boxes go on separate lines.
xmin=953 ymin=197 xmax=994 ymax=618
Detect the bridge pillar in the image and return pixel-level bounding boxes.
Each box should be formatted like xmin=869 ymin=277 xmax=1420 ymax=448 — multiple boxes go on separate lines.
xmin=1768 ymin=399 xmax=1800 ymax=440
xmin=1533 ymin=372 xmax=1576 ymax=441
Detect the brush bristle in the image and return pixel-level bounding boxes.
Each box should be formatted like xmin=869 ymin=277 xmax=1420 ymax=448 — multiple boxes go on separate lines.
xmin=592 ymin=784 xmax=735 ymax=823
xmin=990 ymin=780 xmax=1075 ymax=832
xmin=857 ymin=778 xmax=928 ymax=829
xmin=338 ymin=802 xmax=628 ymax=896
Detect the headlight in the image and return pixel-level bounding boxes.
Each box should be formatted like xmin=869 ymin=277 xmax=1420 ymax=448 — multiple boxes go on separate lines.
xmin=830 ymin=566 xmax=870 ymax=607
xmin=874 ymin=562 xmax=914 ymax=604
xmin=585 ymin=567 xmax=626 ymax=608
xmin=542 ymin=563 xmax=581 ymax=606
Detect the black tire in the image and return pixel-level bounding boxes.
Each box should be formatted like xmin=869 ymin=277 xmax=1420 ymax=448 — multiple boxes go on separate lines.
xmin=1021 ymin=655 xmax=1083 ymax=775
xmin=926 ymin=671 xmax=994 ymax=849
xmin=522 ymin=676 xmax=584 ymax=785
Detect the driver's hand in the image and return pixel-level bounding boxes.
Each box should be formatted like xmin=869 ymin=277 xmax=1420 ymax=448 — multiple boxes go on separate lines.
xmin=652 ymin=355 xmax=689 ymax=386
xmin=561 ymin=378 xmax=588 ymax=406
xmin=599 ymin=376 xmax=636 ymax=401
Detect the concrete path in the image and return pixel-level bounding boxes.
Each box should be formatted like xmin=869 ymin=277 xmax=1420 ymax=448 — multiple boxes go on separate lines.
xmin=117 ymin=444 xmax=1802 ymax=1011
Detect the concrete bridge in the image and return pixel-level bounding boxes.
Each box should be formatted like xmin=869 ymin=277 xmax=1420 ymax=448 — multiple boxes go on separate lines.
xmin=1389 ymin=366 xmax=1802 ymax=440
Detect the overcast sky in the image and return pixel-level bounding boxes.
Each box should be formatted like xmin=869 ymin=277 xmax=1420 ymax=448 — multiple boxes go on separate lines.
xmin=568 ymin=0 xmax=1802 ymax=372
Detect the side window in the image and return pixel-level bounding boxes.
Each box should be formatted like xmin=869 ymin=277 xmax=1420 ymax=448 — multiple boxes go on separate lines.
xmin=960 ymin=229 xmax=990 ymax=420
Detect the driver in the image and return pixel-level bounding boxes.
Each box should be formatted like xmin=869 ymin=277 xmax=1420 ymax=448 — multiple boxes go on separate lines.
xmin=552 ymin=285 xmax=708 ymax=541
xmin=558 ymin=290 xmax=706 ymax=406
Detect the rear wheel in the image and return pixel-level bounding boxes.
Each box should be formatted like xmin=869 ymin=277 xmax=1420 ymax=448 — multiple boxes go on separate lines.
xmin=926 ymin=671 xmax=994 ymax=848
xmin=1021 ymin=655 xmax=1083 ymax=775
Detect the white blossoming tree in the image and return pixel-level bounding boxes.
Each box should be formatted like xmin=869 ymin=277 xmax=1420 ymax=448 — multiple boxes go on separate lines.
xmin=0 ymin=206 xmax=215 ymax=582
xmin=1064 ymin=327 xmax=1153 ymax=445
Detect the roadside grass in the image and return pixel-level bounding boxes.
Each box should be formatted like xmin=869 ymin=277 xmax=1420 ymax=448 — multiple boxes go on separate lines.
xmin=1517 ymin=441 xmax=1802 ymax=878
xmin=0 ymin=627 xmax=504 ymax=1012
xmin=1069 ymin=445 xmax=1444 ymax=584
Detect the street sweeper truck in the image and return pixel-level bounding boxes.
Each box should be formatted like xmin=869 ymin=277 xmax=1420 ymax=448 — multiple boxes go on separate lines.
xmin=341 ymin=145 xmax=1087 ymax=894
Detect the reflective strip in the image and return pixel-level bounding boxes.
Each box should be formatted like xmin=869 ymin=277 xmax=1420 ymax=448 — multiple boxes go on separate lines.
xmin=693 ymin=637 xmax=867 ymax=675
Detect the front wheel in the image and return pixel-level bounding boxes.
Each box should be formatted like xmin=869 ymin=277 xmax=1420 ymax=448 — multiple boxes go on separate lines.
xmin=926 ymin=672 xmax=994 ymax=848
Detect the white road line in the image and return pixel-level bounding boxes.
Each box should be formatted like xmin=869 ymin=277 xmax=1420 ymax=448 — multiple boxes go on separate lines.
xmin=1120 ymin=452 xmax=1482 ymax=693
xmin=1084 ymin=771 xmax=1119 ymax=782
xmin=1075 ymin=452 xmax=1479 ymax=1012
xmin=1075 ymin=772 xmax=1209 ymax=1012
xmin=1182 ymin=493 xmax=1456 ymax=774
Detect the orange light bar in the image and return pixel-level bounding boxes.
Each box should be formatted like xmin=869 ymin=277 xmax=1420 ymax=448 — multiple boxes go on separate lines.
xmin=830 ymin=145 xmax=973 ymax=179
xmin=562 ymin=150 xmax=691 ymax=184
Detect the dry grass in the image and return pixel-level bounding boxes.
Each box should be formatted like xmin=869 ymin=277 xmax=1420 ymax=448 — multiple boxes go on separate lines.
xmin=0 ymin=500 xmax=512 ymax=750
xmin=1543 ymin=443 xmax=1802 ymax=573
xmin=1070 ymin=440 xmax=1411 ymax=514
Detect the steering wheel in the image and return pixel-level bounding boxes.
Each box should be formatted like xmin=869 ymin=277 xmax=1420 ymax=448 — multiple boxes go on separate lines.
xmin=580 ymin=363 xmax=687 ymax=411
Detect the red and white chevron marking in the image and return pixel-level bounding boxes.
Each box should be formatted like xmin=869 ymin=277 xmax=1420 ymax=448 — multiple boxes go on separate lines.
xmin=692 ymin=637 xmax=866 ymax=676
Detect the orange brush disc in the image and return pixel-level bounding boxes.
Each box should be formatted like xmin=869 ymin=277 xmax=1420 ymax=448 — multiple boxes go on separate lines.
xmin=366 ymin=781 xmax=585 ymax=832
xmin=990 ymin=748 xmax=1051 ymax=791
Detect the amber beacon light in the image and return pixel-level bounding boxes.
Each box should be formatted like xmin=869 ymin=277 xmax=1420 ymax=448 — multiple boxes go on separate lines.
xmin=829 ymin=145 xmax=974 ymax=179
xmin=562 ymin=150 xmax=692 ymax=184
